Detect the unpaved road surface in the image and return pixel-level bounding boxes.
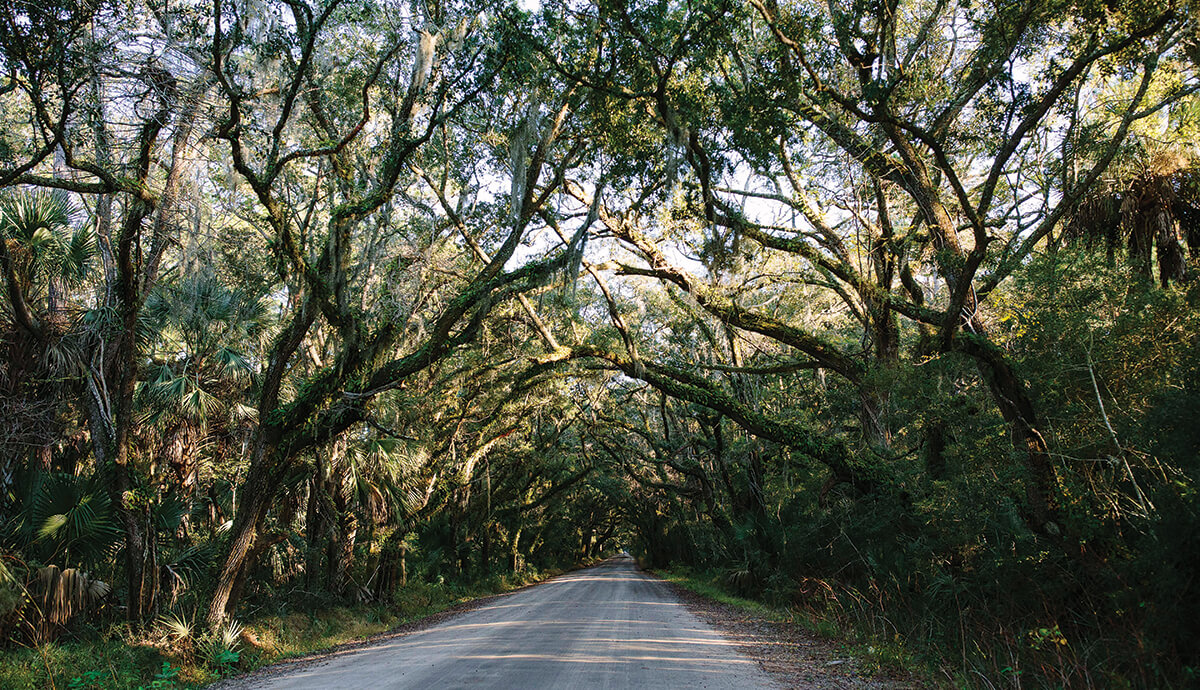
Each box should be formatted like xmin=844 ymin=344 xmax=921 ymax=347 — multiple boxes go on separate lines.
xmin=223 ymin=556 xmax=778 ymax=689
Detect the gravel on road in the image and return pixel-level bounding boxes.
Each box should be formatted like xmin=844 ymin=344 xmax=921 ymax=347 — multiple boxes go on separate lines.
xmin=213 ymin=557 xmax=919 ymax=689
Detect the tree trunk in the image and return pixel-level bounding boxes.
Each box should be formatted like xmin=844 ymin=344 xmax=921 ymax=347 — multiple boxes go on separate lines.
xmin=331 ymin=455 xmax=357 ymax=595
xmin=207 ymin=298 xmax=316 ymax=625
xmin=510 ymin=524 xmax=523 ymax=573
xmin=480 ymin=457 xmax=491 ymax=573
xmin=206 ymin=462 xmax=274 ymax=626
xmin=957 ymin=336 xmax=1063 ymax=538
xmin=862 ymin=296 xmax=900 ymax=451
xmin=304 ymin=475 xmax=326 ymax=591
xmin=480 ymin=525 xmax=491 ymax=574
xmin=110 ymin=311 xmax=149 ymax=624
xmin=1153 ymin=204 xmax=1187 ymax=286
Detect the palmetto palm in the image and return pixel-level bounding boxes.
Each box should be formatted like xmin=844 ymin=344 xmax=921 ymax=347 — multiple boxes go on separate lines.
xmin=0 ymin=189 xmax=94 ymax=336
xmin=305 ymin=426 xmax=434 ymax=596
xmin=96 ymin=273 xmax=277 ymax=615
xmin=2 ymin=472 xmax=123 ymax=569
xmin=142 ymin=274 xmax=268 ymax=422
xmin=138 ymin=272 xmax=272 ymax=496
xmin=1065 ymin=147 xmax=1200 ymax=286
xmin=0 ymin=189 xmax=95 ymax=482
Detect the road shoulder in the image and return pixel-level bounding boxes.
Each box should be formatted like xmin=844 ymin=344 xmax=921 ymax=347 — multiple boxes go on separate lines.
xmin=208 ymin=579 xmax=543 ymax=689
xmin=656 ymin=574 xmax=922 ymax=690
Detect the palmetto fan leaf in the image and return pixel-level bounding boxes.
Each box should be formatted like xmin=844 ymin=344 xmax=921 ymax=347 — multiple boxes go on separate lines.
xmin=157 ymin=610 xmax=194 ymax=643
xmin=59 ymin=226 xmax=97 ymax=288
xmin=143 ymin=365 xmax=188 ymax=408
xmin=185 ymin=386 xmax=223 ymax=420
xmin=163 ymin=543 xmax=216 ymax=587
xmin=143 ymin=366 xmax=226 ymax=425
xmin=0 ymin=189 xmax=92 ymax=289
xmin=218 ymin=618 xmax=243 ymax=649
xmin=349 ymin=438 xmax=432 ymax=521
xmin=0 ymin=189 xmax=74 ymax=244
xmin=141 ymin=276 xmax=270 ymax=425
xmin=26 ymin=565 xmax=111 ymax=643
xmin=153 ymin=493 xmax=191 ymax=533
xmin=230 ymin=401 xmax=258 ymax=422
xmin=26 ymin=474 xmax=122 ymax=568
xmin=147 ymin=274 xmax=271 ymax=345
xmin=214 ymin=346 xmax=254 ymax=379
xmin=233 ymin=290 xmax=271 ymax=339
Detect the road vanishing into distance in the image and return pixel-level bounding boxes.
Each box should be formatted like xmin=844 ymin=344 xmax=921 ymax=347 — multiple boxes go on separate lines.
xmin=229 ymin=556 xmax=777 ymax=689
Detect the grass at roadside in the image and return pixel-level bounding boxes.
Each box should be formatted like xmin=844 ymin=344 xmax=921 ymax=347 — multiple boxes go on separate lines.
xmin=653 ymin=565 xmax=933 ymax=686
xmin=0 ymin=567 xmax=566 ymax=690
xmin=652 ymin=566 xmax=778 ymax=618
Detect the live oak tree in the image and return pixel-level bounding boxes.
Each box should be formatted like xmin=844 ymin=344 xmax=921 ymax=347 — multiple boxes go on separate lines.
xmin=525 ymin=0 xmax=1195 ymax=547
xmin=2 ymin=0 xmax=1200 ymax=685
xmin=198 ymin=0 xmax=612 ymax=623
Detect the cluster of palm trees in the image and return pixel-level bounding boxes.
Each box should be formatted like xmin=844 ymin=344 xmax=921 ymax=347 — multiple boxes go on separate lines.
xmin=0 ymin=189 xmax=260 ymax=636
xmin=1065 ymin=147 xmax=1200 ymax=285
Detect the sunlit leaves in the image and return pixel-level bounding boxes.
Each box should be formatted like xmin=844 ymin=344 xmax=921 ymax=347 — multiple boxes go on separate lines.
xmin=0 ymin=189 xmax=93 ymax=296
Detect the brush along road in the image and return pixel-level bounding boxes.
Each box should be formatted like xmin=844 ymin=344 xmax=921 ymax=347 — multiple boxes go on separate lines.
xmin=224 ymin=556 xmax=778 ymax=689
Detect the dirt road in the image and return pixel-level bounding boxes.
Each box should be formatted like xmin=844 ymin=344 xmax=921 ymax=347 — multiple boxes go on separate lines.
xmin=223 ymin=556 xmax=778 ymax=689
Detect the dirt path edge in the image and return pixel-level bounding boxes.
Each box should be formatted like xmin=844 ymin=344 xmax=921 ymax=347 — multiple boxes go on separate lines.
xmin=653 ymin=572 xmax=924 ymax=690
xmin=207 ymin=571 xmax=569 ymax=689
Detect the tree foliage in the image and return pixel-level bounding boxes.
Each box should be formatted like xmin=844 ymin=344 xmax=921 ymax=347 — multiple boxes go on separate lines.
xmin=0 ymin=0 xmax=1197 ymax=686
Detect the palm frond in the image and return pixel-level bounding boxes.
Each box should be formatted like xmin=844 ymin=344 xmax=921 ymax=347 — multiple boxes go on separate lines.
xmin=214 ymin=347 xmax=253 ymax=380
xmin=158 ymin=610 xmax=194 ymax=643
xmin=0 ymin=190 xmax=92 ymax=290
xmin=230 ymin=402 xmax=258 ymax=423
xmin=153 ymin=494 xmax=190 ymax=532
xmin=152 ymin=371 xmax=191 ymax=410
xmin=183 ymin=384 xmax=224 ymax=422
xmin=59 ymin=225 xmax=97 ymax=287
xmin=218 ymin=619 xmax=243 ymax=649
xmin=164 ymin=543 xmax=216 ymax=586
xmin=27 ymin=474 xmax=121 ymax=568
xmin=26 ymin=565 xmax=110 ymax=642
xmin=35 ymin=513 xmax=68 ymax=541
xmin=0 ymin=190 xmax=75 ymax=243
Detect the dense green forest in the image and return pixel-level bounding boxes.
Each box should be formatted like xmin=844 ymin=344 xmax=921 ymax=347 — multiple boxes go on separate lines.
xmin=1 ymin=0 xmax=1198 ymax=686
